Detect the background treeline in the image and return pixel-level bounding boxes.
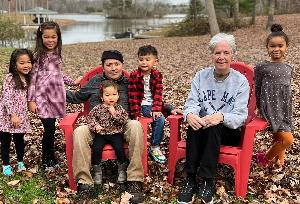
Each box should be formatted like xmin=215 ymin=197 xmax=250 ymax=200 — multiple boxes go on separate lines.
xmin=0 ymin=0 xmax=188 ymax=18
xmin=166 ymin=0 xmax=300 ymax=37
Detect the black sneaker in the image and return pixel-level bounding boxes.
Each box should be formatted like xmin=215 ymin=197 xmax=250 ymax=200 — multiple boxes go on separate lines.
xmin=196 ymin=181 xmax=214 ymax=204
xmin=126 ymin=181 xmax=143 ymax=204
xmin=177 ymin=179 xmax=196 ymax=204
xmin=77 ymin=183 xmax=93 ymax=204
xmin=42 ymin=159 xmax=58 ymax=171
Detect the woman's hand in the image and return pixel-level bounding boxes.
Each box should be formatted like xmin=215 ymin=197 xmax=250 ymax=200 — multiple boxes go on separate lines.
xmin=28 ymin=101 xmax=37 ymax=113
xmin=186 ymin=113 xmax=207 ymax=130
xmin=11 ymin=113 xmax=21 ymax=128
xmin=202 ymin=112 xmax=224 ymax=128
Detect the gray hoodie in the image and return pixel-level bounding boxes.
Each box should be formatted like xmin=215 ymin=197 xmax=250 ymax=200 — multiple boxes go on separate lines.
xmin=183 ymin=67 xmax=249 ymax=129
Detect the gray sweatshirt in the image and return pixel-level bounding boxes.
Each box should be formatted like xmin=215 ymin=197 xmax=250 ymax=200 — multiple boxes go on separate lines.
xmin=183 ymin=67 xmax=250 ymax=129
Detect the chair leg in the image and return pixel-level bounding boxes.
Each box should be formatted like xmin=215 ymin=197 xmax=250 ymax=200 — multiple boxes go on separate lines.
xmin=237 ymin=166 xmax=250 ymax=198
xmin=139 ymin=117 xmax=152 ymax=176
xmin=167 ymin=158 xmax=176 ymax=184
xmin=64 ymin=128 xmax=77 ymax=191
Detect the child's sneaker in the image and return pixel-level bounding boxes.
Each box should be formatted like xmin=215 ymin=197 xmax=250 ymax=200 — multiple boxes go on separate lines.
xmin=256 ymin=152 xmax=270 ymax=167
xmin=17 ymin=162 xmax=26 ymax=172
xmin=149 ymin=146 xmax=166 ymax=164
xmin=3 ymin=165 xmax=13 ymax=176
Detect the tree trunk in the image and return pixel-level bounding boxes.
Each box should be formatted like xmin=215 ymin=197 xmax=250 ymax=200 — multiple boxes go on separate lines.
xmin=266 ymin=0 xmax=275 ymax=30
xmin=205 ymin=0 xmax=219 ymax=36
xmin=122 ymin=0 xmax=125 ymax=14
xmin=258 ymin=0 xmax=264 ymax=15
xmin=251 ymin=0 xmax=256 ymax=24
xmin=233 ymin=0 xmax=239 ymax=23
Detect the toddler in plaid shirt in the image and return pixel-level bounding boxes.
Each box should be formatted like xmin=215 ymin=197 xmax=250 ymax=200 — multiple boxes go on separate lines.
xmin=128 ymin=45 xmax=167 ymax=163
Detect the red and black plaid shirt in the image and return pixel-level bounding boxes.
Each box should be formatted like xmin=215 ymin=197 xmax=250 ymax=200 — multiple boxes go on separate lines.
xmin=128 ymin=69 xmax=163 ymax=118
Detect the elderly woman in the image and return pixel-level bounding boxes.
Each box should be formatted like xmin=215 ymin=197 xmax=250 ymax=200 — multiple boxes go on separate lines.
xmin=177 ymin=33 xmax=250 ymax=204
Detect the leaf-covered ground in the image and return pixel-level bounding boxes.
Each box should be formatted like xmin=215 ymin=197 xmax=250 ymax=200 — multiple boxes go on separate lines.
xmin=0 ymin=14 xmax=300 ymax=203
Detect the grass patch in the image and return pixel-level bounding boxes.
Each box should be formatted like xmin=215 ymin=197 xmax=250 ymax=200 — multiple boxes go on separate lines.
xmin=0 ymin=171 xmax=56 ymax=204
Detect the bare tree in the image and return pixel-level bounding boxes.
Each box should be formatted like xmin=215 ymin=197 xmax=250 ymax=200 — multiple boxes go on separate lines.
xmin=266 ymin=0 xmax=275 ymax=29
xmin=233 ymin=0 xmax=239 ymax=23
xmin=205 ymin=0 xmax=219 ymax=36
xmin=251 ymin=0 xmax=256 ymax=24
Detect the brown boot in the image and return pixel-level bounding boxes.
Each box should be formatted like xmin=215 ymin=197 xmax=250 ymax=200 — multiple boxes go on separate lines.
xmin=92 ymin=164 xmax=102 ymax=185
xmin=117 ymin=162 xmax=127 ymax=183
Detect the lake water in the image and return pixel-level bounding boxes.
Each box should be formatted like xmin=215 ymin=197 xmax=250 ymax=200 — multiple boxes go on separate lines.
xmin=7 ymin=14 xmax=186 ymax=48
xmin=53 ymin=14 xmax=185 ymax=44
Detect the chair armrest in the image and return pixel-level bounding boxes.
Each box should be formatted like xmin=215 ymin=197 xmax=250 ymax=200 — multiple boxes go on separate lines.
xmin=167 ymin=114 xmax=184 ymax=147
xmin=241 ymin=117 xmax=268 ymax=152
xmin=59 ymin=112 xmax=81 ymax=131
xmin=59 ymin=112 xmax=81 ymax=142
xmin=246 ymin=117 xmax=268 ymax=131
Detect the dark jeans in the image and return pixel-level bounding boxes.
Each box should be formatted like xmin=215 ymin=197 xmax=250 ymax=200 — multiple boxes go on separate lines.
xmin=40 ymin=118 xmax=56 ymax=162
xmin=185 ymin=124 xmax=241 ymax=178
xmin=0 ymin=131 xmax=25 ymax=165
xmin=92 ymin=133 xmax=126 ymax=165
xmin=141 ymin=105 xmax=165 ymax=146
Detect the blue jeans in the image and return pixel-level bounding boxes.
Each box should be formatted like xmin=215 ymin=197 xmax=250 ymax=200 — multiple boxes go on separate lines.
xmin=141 ymin=105 xmax=165 ymax=146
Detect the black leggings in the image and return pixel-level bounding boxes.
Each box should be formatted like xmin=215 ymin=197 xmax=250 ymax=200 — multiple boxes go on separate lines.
xmin=40 ymin=118 xmax=56 ymax=161
xmin=92 ymin=133 xmax=126 ymax=165
xmin=0 ymin=131 xmax=25 ymax=165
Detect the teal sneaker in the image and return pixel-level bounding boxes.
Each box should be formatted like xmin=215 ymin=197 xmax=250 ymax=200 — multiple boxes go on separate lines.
xmin=17 ymin=162 xmax=26 ymax=172
xmin=149 ymin=146 xmax=167 ymax=164
xmin=3 ymin=165 xmax=13 ymax=176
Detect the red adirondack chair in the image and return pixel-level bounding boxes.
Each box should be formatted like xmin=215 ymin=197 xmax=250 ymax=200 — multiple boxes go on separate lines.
xmin=59 ymin=65 xmax=150 ymax=191
xmin=167 ymin=61 xmax=268 ymax=198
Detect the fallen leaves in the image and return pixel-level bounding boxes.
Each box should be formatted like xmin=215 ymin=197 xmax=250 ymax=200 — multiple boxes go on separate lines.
xmin=0 ymin=14 xmax=300 ymax=203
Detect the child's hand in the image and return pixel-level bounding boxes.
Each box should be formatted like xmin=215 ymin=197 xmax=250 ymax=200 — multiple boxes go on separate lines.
xmin=74 ymin=76 xmax=83 ymax=85
xmin=152 ymin=112 xmax=162 ymax=120
xmin=108 ymin=106 xmax=116 ymax=116
xmin=28 ymin=101 xmax=37 ymax=113
xmin=255 ymin=109 xmax=263 ymax=118
xmin=11 ymin=113 xmax=21 ymax=128
xmin=95 ymin=125 xmax=103 ymax=133
xmin=171 ymin=106 xmax=183 ymax=115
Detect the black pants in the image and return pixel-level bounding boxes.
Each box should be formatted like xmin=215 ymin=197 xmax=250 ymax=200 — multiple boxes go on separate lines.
xmin=92 ymin=133 xmax=126 ymax=165
xmin=185 ymin=124 xmax=241 ymax=178
xmin=0 ymin=131 xmax=25 ymax=165
xmin=40 ymin=118 xmax=56 ymax=162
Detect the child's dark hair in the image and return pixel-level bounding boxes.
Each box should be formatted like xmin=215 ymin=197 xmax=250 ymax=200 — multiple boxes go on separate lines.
xmin=35 ymin=21 xmax=62 ymax=62
xmin=137 ymin=45 xmax=158 ymax=58
xmin=266 ymin=24 xmax=289 ymax=47
xmin=9 ymin=49 xmax=33 ymax=89
xmin=99 ymin=80 xmax=120 ymax=98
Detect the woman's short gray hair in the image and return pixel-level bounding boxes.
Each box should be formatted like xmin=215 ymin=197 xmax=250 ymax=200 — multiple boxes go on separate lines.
xmin=208 ymin=33 xmax=236 ymax=54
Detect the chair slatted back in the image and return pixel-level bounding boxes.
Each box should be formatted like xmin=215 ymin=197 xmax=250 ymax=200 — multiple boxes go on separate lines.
xmin=230 ymin=61 xmax=256 ymax=124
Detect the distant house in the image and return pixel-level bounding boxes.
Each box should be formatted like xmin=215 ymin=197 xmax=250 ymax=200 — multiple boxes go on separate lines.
xmin=21 ymin=7 xmax=58 ymax=25
xmin=0 ymin=10 xmax=8 ymax=14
